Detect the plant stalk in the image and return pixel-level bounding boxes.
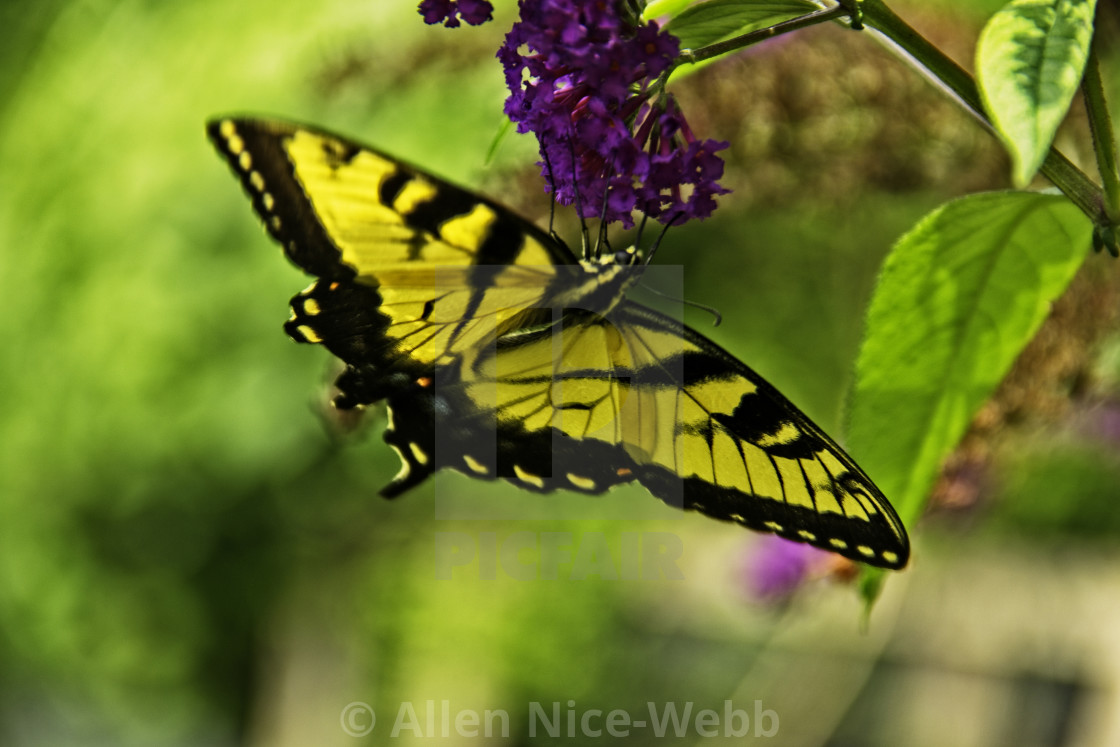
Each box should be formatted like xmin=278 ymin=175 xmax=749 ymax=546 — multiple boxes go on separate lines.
xmin=858 ymin=0 xmax=1103 ymax=223
xmin=1083 ymin=40 xmax=1120 ymax=223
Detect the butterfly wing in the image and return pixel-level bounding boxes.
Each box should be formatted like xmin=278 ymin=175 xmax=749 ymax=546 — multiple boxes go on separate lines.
xmin=207 ymin=117 xmax=572 ymax=386
xmin=208 ymin=117 xmax=908 ymax=568
xmin=382 ymin=299 xmax=908 ymax=569
xmin=616 ymin=302 xmax=909 ymax=568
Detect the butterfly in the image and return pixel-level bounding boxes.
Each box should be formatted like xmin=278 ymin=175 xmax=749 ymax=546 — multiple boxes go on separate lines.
xmin=207 ymin=117 xmax=909 ymax=569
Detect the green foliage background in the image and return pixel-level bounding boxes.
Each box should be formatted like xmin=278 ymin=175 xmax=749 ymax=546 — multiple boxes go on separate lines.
xmin=3 ymin=1 xmax=1120 ymax=745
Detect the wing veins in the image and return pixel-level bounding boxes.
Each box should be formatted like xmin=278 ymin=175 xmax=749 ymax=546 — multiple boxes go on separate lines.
xmin=796 ymin=459 xmax=819 ymax=515
xmin=813 ymin=450 xmax=848 ymax=519
xmin=623 ymin=320 xmax=689 ymax=471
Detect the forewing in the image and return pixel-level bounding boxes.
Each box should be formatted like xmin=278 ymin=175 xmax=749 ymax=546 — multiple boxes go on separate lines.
xmin=207 ymin=117 xmax=574 ymax=377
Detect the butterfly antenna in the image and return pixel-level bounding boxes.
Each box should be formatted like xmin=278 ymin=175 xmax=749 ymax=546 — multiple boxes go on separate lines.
xmin=635 ymin=213 xmax=650 ymax=250
xmin=686 ymin=297 xmax=723 ymax=326
xmin=635 ymin=210 xmax=720 ymax=325
xmin=641 ymin=283 xmax=724 ymax=327
xmin=643 ymin=211 xmax=684 ymax=266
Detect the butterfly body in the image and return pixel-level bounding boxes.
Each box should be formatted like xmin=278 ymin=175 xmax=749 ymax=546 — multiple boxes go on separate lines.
xmin=209 ymin=117 xmax=909 ymax=569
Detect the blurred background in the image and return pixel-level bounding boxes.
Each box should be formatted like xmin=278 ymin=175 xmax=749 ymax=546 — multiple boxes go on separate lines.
xmin=3 ymin=0 xmax=1120 ymax=744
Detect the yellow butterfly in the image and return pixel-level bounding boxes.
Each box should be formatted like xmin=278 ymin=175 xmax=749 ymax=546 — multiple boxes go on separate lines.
xmin=208 ymin=117 xmax=909 ymax=569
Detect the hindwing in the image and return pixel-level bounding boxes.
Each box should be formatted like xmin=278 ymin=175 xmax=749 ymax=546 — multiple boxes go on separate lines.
xmin=378 ymin=298 xmax=908 ymax=569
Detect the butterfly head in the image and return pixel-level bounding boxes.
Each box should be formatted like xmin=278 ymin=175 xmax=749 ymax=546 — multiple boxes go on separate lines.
xmin=596 ymin=245 xmax=642 ymax=268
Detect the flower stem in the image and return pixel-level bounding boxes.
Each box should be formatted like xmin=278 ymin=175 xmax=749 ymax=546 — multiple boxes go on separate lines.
xmin=1083 ymin=41 xmax=1120 ymax=223
xmin=680 ymin=5 xmax=849 ymax=66
xmin=858 ymin=0 xmax=1103 ymax=223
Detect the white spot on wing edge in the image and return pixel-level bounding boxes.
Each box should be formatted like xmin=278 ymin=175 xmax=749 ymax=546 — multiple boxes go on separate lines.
xmin=295 ymin=325 xmax=321 ymax=343
xmin=566 ymin=473 xmax=596 ymax=491
xmin=463 ymin=455 xmax=488 ymax=475
xmin=218 ymin=120 xmax=244 ymax=155
xmin=513 ymin=464 xmax=545 ymax=489
xmin=389 ymin=444 xmax=411 ymax=483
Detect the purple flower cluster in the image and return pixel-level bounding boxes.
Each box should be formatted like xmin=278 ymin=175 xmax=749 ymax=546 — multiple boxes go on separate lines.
xmin=498 ymin=0 xmax=729 ymax=227
xmin=418 ymin=0 xmax=493 ymax=28
xmin=743 ymin=536 xmax=830 ymax=601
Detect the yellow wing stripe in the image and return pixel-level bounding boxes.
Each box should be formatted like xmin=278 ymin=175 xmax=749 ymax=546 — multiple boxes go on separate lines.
xmin=283 ymin=129 xmax=560 ymax=273
xmin=439 ymin=204 xmax=501 ymax=250
xmin=391 ymin=177 xmax=441 ymax=214
xmin=742 ymin=444 xmax=783 ymax=502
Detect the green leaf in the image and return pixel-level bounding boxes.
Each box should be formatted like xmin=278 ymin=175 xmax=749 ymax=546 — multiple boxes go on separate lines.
xmin=848 ymin=192 xmax=1091 ymax=536
xmin=665 ymin=0 xmax=818 ymax=51
xmin=644 ymin=0 xmax=695 ymax=21
xmin=976 ymin=0 xmax=1098 ymax=187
